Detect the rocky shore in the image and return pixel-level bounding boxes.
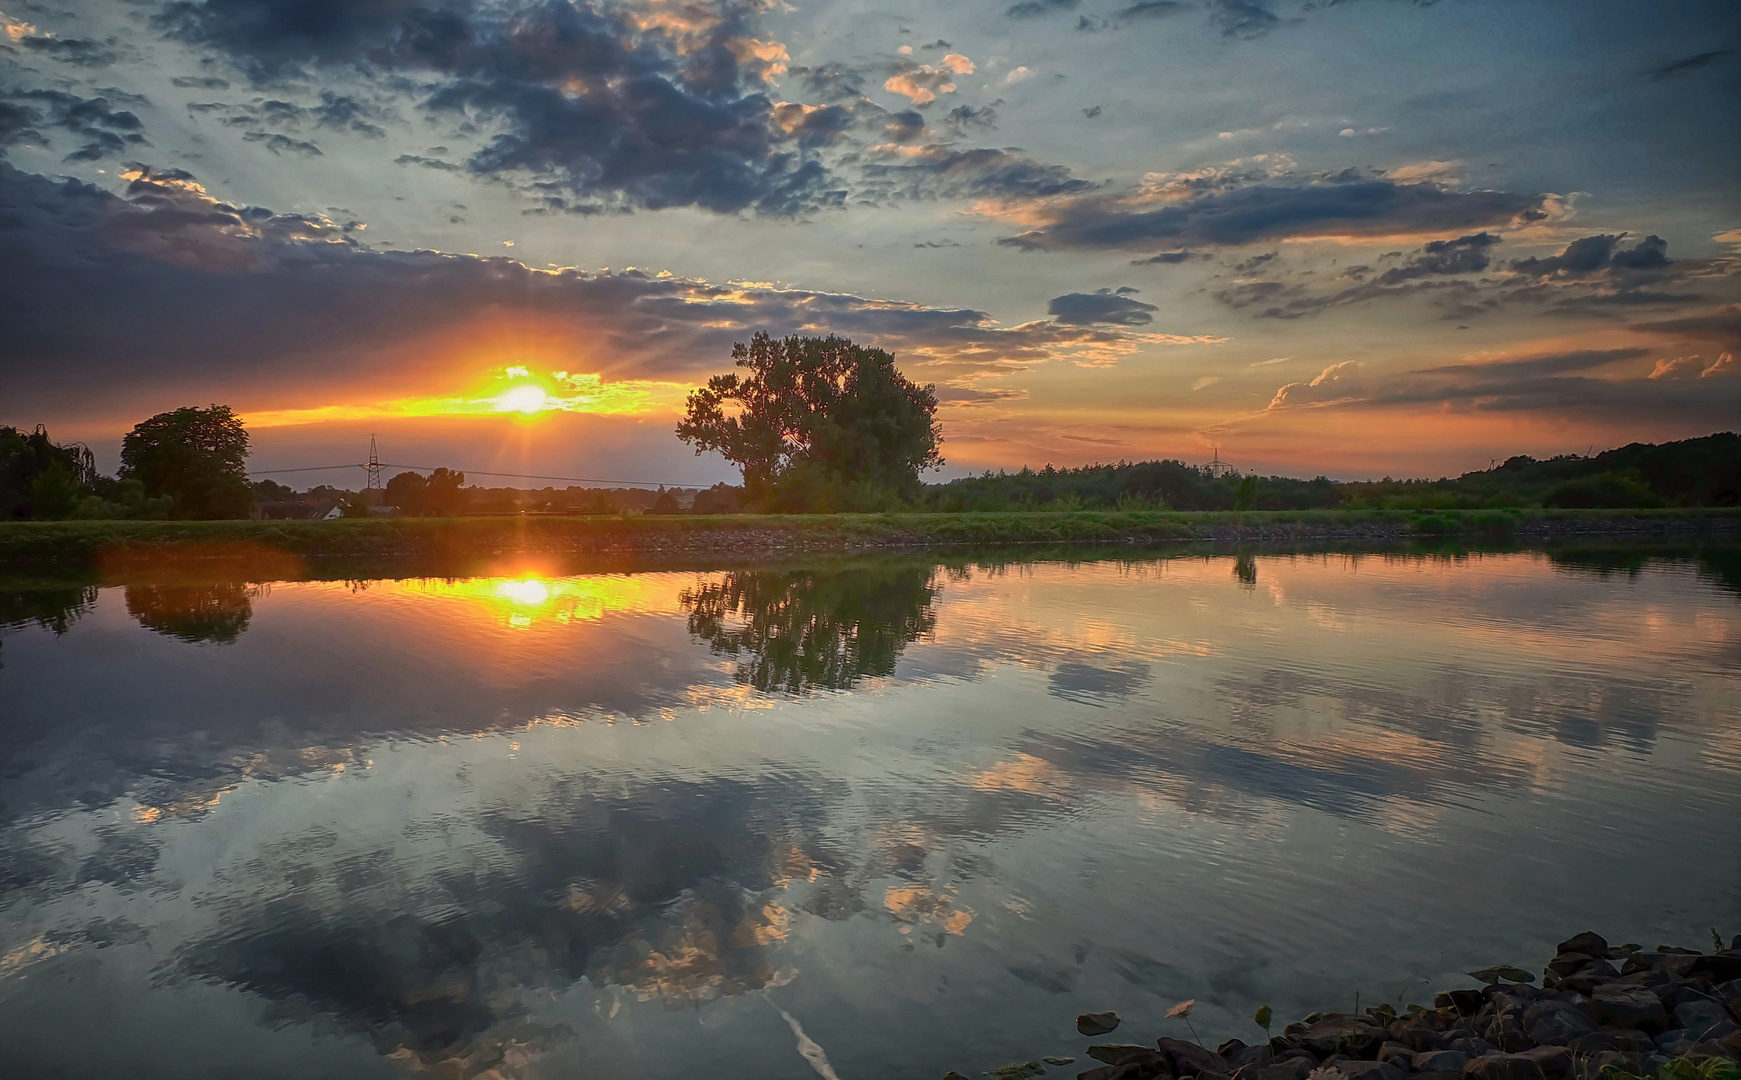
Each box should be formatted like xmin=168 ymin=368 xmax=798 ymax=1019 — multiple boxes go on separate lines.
xmin=969 ymin=932 xmax=1741 ymax=1080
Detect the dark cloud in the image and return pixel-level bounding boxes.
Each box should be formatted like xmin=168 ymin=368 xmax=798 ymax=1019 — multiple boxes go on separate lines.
xmin=1211 ymin=0 xmax=1281 ymax=36
xmin=17 ymin=35 xmax=120 ymax=67
xmin=861 ymin=144 xmax=1099 ymax=202
xmin=395 ymin=152 xmax=460 ymax=170
xmin=1218 ymin=231 xmax=1733 ymax=322
xmin=790 ymin=62 xmax=865 ymax=101
xmin=1644 ymin=48 xmax=1734 ymax=80
xmin=1116 ymin=0 xmax=1188 ymax=19
xmin=171 ymin=75 xmax=231 ymax=89
xmin=1082 ymin=104 xmax=1102 ymax=118
xmin=941 ymin=103 xmax=999 ymax=136
xmin=0 ymin=88 xmax=147 ymax=161
xmin=1265 ymin=346 xmax=1741 ymax=424
xmin=1007 ymin=0 xmax=1081 ymax=17
xmin=999 ymin=171 xmax=1547 ymax=251
xmin=1131 ymin=249 xmax=1204 ymax=265
xmin=1048 ymin=289 xmax=1158 ymax=326
xmin=1509 ymin=233 xmax=1671 ymax=277
xmin=242 ymin=130 xmax=323 ymax=155
xmin=155 ymin=0 xmax=836 ymax=215
xmin=0 ymin=162 xmax=1177 ymax=414
xmin=882 ymin=109 xmax=926 ymax=142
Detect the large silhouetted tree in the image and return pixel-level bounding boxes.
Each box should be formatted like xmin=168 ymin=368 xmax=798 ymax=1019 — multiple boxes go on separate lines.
xmin=676 ymin=332 xmax=942 ymax=511
xmin=0 ymin=425 xmax=97 ymax=519
xmin=119 ymin=405 xmax=252 ymax=519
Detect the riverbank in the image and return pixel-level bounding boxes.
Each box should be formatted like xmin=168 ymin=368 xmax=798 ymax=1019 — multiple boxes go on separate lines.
xmin=2 ymin=507 xmax=1738 ymax=569
xmin=974 ymin=931 xmax=1741 ymax=1080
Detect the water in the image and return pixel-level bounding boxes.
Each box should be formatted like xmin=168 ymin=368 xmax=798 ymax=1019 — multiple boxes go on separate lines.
xmin=1 ymin=547 xmax=1738 ymax=1078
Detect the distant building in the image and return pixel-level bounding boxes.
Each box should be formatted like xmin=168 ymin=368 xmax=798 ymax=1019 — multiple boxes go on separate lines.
xmin=255 ymin=499 xmax=345 ymax=520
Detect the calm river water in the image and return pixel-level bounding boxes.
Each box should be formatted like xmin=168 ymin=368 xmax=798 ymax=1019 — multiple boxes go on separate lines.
xmin=2 ymin=548 xmax=1738 ymax=1078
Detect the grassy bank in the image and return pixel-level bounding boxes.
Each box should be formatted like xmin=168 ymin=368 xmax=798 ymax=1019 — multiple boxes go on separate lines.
xmin=2 ymin=507 xmax=1738 ymax=569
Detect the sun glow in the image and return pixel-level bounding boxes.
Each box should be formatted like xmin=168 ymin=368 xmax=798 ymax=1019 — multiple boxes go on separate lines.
xmin=495 ymin=384 xmax=555 ymax=414
xmin=241 ymin=365 xmax=691 ymax=428
xmin=495 ymin=578 xmax=552 ymax=606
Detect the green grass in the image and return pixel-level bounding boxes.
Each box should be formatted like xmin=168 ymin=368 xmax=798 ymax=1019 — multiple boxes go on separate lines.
xmin=1 ymin=506 xmax=1737 ymax=567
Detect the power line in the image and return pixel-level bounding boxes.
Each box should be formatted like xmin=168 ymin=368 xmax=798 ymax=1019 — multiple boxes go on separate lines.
xmin=248 ymin=461 xmax=719 ymax=489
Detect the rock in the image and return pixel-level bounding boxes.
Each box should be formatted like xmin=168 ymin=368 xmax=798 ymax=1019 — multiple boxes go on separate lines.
xmin=1044 ymin=1058 xmax=1077 ymax=1066
xmin=1559 ymin=961 xmax=1619 ymax=995
xmin=1327 ymin=1061 xmax=1403 ymax=1080
xmin=1157 ymin=1036 xmax=1232 ymax=1077
xmin=1411 ymin=1071 xmax=1462 ymax=1080
xmin=1655 ymin=978 xmax=1721 ymax=1011
xmin=1237 ymin=1058 xmax=1314 ymax=1080
xmin=1302 ymin=1017 xmax=1387 ymax=1059
xmin=1481 ymin=1016 xmax=1530 ymax=1053
xmin=1079 ymin=1012 xmax=1124 ymax=1037
xmin=1462 ymin=1053 xmax=1537 ymax=1080
xmin=1220 ymin=1040 xmax=1251 ymax=1060
xmin=1441 ymin=992 xmax=1484 ymax=1018
xmin=1413 ymin=1051 xmax=1471 ymax=1073
xmin=1591 ymin=984 xmax=1669 ymax=1030
xmin=1089 ymin=1045 xmax=1164 ymax=1067
xmin=1557 ymin=933 xmax=1609 ymax=959
xmin=1515 ymin=1046 xmax=1572 ymax=1080
xmin=1377 ymin=1042 xmax=1416 ymax=1069
xmin=1691 ymin=1039 xmax=1741 ymax=1063
xmin=1441 ymin=1038 xmax=1487 ymax=1058
xmin=1545 ymin=953 xmax=1594 ymax=978
xmin=943 ymin=1073 xmax=971 ymax=1080
xmin=1675 ymin=999 xmax=1740 ymax=1038
xmin=1656 ymin=1029 xmax=1699 ymax=1057
xmin=1521 ymin=1001 xmax=1599 ymax=1045
xmin=1229 ymin=1044 xmax=1274 ymax=1070
xmin=1690 ymin=956 xmax=1741 ymax=984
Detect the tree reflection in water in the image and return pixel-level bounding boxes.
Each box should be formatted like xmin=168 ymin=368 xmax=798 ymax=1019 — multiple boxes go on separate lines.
xmin=0 ymin=583 xmax=98 ymax=666
xmin=680 ymin=564 xmax=939 ymax=692
xmin=125 ymin=582 xmax=263 ymax=644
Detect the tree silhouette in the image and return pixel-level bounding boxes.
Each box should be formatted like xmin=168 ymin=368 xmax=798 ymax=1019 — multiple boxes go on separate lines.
xmin=677 ymin=332 xmax=942 ymax=511
xmin=120 ymin=405 xmax=252 ymax=519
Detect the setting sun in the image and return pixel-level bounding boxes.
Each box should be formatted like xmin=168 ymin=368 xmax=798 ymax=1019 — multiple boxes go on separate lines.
xmin=495 ymin=384 xmax=554 ymax=415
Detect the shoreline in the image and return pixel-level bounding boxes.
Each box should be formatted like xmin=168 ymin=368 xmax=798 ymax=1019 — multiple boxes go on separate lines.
xmin=972 ymin=931 xmax=1740 ymax=1080
xmin=1 ymin=508 xmax=1738 ymax=571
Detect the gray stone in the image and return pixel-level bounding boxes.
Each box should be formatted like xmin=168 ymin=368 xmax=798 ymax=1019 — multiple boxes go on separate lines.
xmin=1443 ymin=1038 xmax=1488 ymax=1058
xmin=1561 ymin=961 xmax=1620 ymax=995
xmin=1592 ymin=985 xmax=1669 ymax=1029
xmin=1558 ymin=932 xmax=1610 ymax=959
xmin=1522 ymin=1001 xmax=1599 ymax=1045
xmin=1677 ymin=999 xmax=1741 ymax=1039
xmin=1377 ymin=1042 xmax=1416 ymax=1070
xmin=1656 ymin=1029 xmax=1698 ymax=1057
xmin=1302 ymin=1017 xmax=1387 ymax=1059
xmin=1239 ymin=1058 xmax=1315 ymax=1080
xmin=1414 ymin=1051 xmax=1471 ymax=1073
xmin=1329 ymin=1061 xmax=1404 ymax=1080
xmin=1077 ymin=1011 xmax=1122 ymax=1036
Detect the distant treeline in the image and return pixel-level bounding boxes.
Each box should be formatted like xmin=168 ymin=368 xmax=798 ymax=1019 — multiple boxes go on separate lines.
xmin=918 ymin=432 xmax=1739 ymax=512
xmin=4 ymin=411 xmax=1736 ymax=520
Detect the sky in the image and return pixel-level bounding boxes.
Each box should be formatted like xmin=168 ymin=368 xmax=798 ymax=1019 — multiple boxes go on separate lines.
xmin=0 ymin=0 xmax=1737 ymax=484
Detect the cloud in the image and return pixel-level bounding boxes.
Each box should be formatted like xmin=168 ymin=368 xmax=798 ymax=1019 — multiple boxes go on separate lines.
xmin=1005 ymin=66 xmax=1035 ymax=84
xmin=1211 ymin=0 xmax=1281 ymax=37
xmin=1047 ymin=289 xmax=1159 ymax=326
xmin=1645 ymin=349 xmax=1735 ymax=381
xmin=1510 ymin=233 xmax=1669 ymax=277
xmin=0 ymin=162 xmax=1211 ymax=417
xmin=242 ymin=131 xmax=323 ymax=156
xmin=16 ymin=34 xmax=120 ymax=67
xmin=1268 ymin=360 xmax=1360 ymax=408
xmin=860 ymin=144 xmax=1099 ymax=202
xmin=941 ymin=54 xmax=975 ymax=75
xmin=154 ymin=0 xmax=833 ymax=215
xmin=1116 ymin=1 xmax=1188 ymax=19
xmin=1007 ymin=0 xmax=1080 ymax=17
xmin=882 ymin=110 xmax=926 ymax=142
xmin=1253 ymin=345 xmax=1741 ymax=425
xmin=0 ymin=88 xmax=147 ymax=160
xmin=995 ymin=167 xmax=1551 ymax=252
xmin=171 ymin=75 xmax=230 ymax=89
xmin=1644 ymin=49 xmax=1733 ymax=81
xmin=1131 ymin=249 xmax=1204 ymax=265
xmin=883 ymin=63 xmax=960 ymax=106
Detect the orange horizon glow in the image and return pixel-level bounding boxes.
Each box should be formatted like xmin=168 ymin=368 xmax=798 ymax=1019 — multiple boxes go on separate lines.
xmin=240 ymin=365 xmax=690 ymax=429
